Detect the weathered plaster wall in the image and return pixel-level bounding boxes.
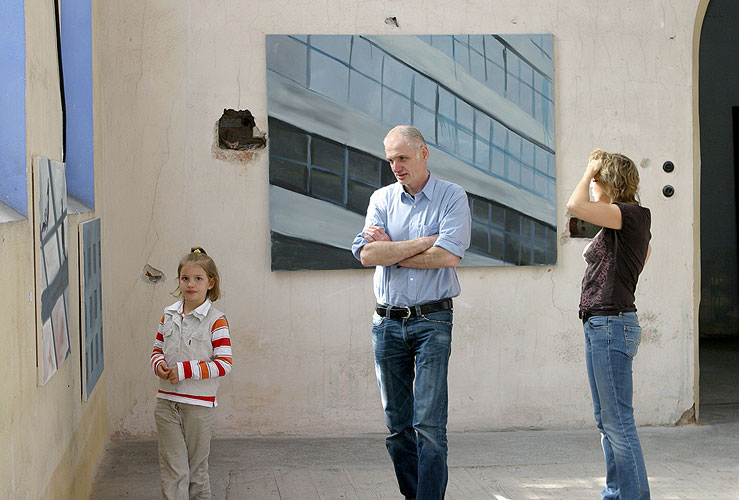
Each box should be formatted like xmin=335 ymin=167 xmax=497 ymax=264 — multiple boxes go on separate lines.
xmin=99 ymin=0 xmax=703 ymax=437
xmin=1 ymin=2 xmax=109 ymax=499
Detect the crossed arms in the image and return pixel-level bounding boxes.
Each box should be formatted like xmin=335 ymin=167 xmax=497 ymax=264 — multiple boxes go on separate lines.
xmin=359 ymin=226 xmax=461 ymax=269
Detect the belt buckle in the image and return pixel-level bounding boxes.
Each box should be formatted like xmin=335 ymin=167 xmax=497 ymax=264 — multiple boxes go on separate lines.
xmin=396 ymin=306 xmax=411 ymax=319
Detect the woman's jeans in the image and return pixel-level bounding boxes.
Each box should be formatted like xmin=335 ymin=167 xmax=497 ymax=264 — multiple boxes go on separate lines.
xmin=372 ymin=309 xmax=453 ymax=500
xmin=584 ymin=312 xmax=650 ymax=500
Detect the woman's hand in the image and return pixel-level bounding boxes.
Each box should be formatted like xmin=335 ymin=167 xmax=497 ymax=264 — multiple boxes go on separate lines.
xmin=585 ymin=158 xmax=602 ymax=179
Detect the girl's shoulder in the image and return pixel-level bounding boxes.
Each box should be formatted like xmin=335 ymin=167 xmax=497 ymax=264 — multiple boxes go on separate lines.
xmin=205 ymin=304 xmax=227 ymax=323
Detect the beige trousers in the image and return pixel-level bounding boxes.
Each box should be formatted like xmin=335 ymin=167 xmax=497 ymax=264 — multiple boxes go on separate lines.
xmin=155 ymin=398 xmax=216 ymax=500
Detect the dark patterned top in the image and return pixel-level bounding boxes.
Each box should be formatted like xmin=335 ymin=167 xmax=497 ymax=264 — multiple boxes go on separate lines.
xmin=580 ymin=202 xmax=651 ymax=315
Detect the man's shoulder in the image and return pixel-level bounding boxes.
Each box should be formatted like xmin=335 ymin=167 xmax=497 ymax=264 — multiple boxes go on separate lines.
xmin=370 ymin=183 xmax=398 ymax=202
xmin=431 ymin=177 xmax=467 ymax=200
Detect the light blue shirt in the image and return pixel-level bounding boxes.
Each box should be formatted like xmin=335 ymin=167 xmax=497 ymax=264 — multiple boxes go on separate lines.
xmin=352 ymin=174 xmax=471 ymax=307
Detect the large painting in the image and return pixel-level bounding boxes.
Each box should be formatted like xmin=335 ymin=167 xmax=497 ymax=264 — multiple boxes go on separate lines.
xmin=36 ymin=157 xmax=71 ymax=384
xmin=266 ymin=34 xmax=556 ymax=271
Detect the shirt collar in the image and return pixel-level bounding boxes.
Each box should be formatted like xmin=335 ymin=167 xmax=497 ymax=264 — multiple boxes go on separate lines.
xmin=395 ymin=172 xmax=436 ymax=202
xmin=165 ymin=298 xmax=212 ymax=319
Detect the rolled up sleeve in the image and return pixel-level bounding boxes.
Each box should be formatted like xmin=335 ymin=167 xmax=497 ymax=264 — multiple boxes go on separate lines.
xmin=351 ymin=191 xmax=387 ymax=261
xmin=433 ymin=186 xmax=471 ymax=259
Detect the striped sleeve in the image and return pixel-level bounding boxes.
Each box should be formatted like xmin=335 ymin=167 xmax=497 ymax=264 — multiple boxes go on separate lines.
xmin=177 ymin=315 xmax=233 ymax=381
xmin=150 ymin=314 xmax=166 ymax=374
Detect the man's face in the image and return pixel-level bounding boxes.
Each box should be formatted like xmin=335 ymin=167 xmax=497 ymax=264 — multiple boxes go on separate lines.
xmin=384 ymin=134 xmax=429 ymax=196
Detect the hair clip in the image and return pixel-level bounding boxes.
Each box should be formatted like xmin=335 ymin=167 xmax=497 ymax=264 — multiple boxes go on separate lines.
xmin=193 ymin=249 xmax=201 ymax=254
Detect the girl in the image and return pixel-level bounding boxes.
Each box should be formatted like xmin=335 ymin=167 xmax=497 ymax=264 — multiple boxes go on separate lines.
xmin=566 ymin=150 xmax=652 ymax=500
xmin=150 ymin=247 xmax=232 ymax=500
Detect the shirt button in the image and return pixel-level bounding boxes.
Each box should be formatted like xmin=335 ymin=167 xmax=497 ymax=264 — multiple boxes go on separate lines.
xmin=410 ymin=277 xmax=414 ymax=281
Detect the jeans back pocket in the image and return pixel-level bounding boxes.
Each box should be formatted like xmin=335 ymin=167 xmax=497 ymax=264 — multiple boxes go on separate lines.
xmin=624 ymin=325 xmax=642 ymax=358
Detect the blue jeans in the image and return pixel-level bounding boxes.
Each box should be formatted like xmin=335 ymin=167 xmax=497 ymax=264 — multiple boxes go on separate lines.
xmin=372 ymin=309 xmax=453 ymax=500
xmin=584 ymin=312 xmax=650 ymax=500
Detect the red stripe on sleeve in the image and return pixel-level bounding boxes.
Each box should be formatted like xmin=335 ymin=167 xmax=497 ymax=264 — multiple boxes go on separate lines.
xmin=212 ymin=338 xmax=231 ymax=348
xmin=183 ymin=362 xmax=193 ymax=379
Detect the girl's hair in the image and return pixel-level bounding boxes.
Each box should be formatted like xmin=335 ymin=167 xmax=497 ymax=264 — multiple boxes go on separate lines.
xmin=173 ymin=247 xmax=221 ymax=301
xmin=590 ymin=148 xmax=641 ymax=204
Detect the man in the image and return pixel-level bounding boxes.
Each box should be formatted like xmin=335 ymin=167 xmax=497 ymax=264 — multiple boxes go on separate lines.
xmin=351 ymin=125 xmax=471 ymax=499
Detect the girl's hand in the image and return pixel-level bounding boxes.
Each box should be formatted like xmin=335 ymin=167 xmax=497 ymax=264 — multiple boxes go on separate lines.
xmin=167 ymin=367 xmax=180 ymax=384
xmin=156 ymin=363 xmax=170 ymax=380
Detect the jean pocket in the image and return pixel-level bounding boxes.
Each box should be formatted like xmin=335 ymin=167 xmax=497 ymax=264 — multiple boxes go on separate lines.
xmin=587 ymin=316 xmax=608 ymax=329
xmin=371 ymin=311 xmax=385 ymax=327
xmin=624 ymin=325 xmax=642 ymax=358
xmin=420 ymin=310 xmax=453 ymax=326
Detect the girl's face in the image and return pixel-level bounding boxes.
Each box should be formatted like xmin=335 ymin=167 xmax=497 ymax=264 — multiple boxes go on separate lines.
xmin=178 ymin=264 xmax=214 ymax=310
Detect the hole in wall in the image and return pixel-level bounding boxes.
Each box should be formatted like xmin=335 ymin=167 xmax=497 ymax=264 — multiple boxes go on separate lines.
xmin=568 ymin=217 xmax=601 ymax=239
xmin=140 ymin=264 xmax=165 ymax=285
xmin=218 ymin=109 xmax=266 ymax=151
xmin=213 ymin=109 xmax=266 ymax=164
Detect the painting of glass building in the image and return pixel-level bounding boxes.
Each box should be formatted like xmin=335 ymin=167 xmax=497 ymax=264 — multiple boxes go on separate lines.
xmin=266 ymin=34 xmax=556 ymax=271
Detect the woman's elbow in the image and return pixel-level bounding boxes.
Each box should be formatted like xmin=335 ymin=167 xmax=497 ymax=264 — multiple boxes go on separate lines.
xmin=566 ymin=201 xmax=586 ymax=218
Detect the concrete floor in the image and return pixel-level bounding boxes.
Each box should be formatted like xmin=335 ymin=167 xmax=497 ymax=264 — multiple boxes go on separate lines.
xmin=90 ymin=338 xmax=739 ymax=499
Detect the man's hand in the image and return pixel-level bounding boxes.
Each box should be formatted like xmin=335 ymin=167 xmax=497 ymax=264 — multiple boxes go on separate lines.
xmin=362 ymin=226 xmax=391 ymax=242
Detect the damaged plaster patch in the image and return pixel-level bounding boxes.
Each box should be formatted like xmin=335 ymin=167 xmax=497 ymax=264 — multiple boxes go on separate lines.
xmin=384 ymin=16 xmax=399 ymax=28
xmin=637 ymin=311 xmax=662 ymax=346
xmin=675 ymin=404 xmax=695 ymax=425
xmin=140 ymin=264 xmax=165 ymax=285
xmin=213 ymin=109 xmax=266 ymax=164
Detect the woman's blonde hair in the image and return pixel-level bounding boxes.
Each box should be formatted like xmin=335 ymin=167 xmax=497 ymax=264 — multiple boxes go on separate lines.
xmin=172 ymin=247 xmax=221 ymax=301
xmin=590 ymin=149 xmax=640 ymax=204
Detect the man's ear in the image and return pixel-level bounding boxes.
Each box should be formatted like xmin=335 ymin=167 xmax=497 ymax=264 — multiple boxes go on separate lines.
xmin=421 ymin=145 xmax=429 ymax=161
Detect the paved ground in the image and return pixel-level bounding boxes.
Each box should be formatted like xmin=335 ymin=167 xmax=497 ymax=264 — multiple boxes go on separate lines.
xmin=90 ymin=339 xmax=739 ymax=499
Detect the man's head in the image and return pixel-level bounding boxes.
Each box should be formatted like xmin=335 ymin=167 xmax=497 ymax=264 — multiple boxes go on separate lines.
xmin=383 ymin=126 xmax=430 ymax=195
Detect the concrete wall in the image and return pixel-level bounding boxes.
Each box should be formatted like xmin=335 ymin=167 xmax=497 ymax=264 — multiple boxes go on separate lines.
xmin=1 ymin=2 xmax=109 ymax=499
xmin=98 ymin=0 xmax=704 ymax=438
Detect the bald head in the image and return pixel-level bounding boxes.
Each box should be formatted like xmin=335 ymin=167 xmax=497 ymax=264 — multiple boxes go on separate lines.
xmin=384 ymin=125 xmax=427 ymax=153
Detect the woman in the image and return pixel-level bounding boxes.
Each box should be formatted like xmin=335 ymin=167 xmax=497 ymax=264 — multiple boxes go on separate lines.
xmin=566 ymin=149 xmax=652 ymax=500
